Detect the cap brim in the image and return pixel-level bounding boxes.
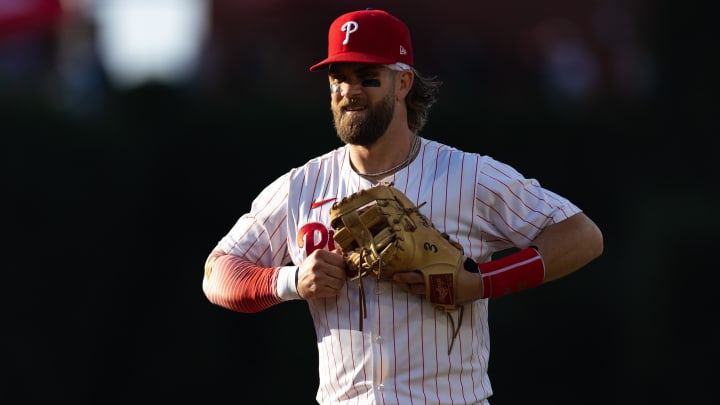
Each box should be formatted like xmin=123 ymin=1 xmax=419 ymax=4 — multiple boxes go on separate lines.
xmin=309 ymin=52 xmax=398 ymax=71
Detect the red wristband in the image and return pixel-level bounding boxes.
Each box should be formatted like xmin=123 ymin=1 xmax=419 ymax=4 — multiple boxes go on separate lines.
xmin=477 ymin=247 xmax=545 ymax=299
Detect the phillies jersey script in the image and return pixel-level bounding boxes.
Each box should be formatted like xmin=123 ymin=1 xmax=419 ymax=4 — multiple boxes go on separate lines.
xmin=209 ymin=137 xmax=580 ymax=404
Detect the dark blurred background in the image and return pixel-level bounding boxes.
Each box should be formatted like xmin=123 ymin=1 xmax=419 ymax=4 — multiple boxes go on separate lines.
xmin=2 ymin=0 xmax=717 ymax=403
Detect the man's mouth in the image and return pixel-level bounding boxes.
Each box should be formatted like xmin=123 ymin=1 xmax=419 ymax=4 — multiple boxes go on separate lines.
xmin=345 ymin=105 xmax=365 ymax=112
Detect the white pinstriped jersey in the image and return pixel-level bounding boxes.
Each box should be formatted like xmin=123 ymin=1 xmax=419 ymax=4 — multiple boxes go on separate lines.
xmin=216 ymin=137 xmax=580 ymax=405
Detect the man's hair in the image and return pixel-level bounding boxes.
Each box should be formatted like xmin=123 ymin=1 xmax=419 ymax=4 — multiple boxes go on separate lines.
xmin=406 ymin=68 xmax=442 ymax=133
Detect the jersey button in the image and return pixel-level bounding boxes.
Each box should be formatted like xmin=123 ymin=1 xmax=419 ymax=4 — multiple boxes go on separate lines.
xmin=375 ymin=336 xmax=384 ymax=344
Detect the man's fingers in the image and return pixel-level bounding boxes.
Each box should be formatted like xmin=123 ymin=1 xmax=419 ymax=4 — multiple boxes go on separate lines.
xmin=319 ymin=248 xmax=347 ymax=269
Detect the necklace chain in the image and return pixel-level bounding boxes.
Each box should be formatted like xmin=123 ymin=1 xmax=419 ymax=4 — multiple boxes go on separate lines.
xmin=355 ymin=136 xmax=421 ymax=179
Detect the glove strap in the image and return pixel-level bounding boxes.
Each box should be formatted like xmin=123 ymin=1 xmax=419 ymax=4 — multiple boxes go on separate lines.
xmin=474 ymin=247 xmax=545 ymax=299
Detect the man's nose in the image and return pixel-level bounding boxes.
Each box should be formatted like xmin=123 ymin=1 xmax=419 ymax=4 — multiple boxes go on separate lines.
xmin=334 ymin=81 xmax=362 ymax=98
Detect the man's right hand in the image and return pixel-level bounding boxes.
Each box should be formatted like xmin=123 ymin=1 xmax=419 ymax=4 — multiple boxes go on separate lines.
xmin=297 ymin=249 xmax=347 ymax=299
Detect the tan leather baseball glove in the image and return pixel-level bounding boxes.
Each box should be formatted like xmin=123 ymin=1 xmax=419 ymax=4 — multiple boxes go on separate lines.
xmin=330 ymin=183 xmax=466 ymax=317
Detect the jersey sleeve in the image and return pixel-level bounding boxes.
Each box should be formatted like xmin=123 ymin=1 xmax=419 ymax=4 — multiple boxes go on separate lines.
xmin=217 ymin=173 xmax=293 ymax=266
xmin=475 ymin=156 xmax=581 ymax=247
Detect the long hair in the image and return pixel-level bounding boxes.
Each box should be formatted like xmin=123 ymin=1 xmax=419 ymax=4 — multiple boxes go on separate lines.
xmin=406 ymin=68 xmax=442 ymax=133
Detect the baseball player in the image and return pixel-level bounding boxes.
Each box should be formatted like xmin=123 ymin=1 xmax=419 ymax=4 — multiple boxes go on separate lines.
xmin=202 ymin=8 xmax=603 ymax=405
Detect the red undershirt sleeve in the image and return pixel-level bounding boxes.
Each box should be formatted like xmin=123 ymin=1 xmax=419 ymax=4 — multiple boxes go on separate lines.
xmin=202 ymin=253 xmax=286 ymax=313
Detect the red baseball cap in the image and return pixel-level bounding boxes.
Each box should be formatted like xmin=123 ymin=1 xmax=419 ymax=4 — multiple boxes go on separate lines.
xmin=309 ymin=9 xmax=414 ymax=71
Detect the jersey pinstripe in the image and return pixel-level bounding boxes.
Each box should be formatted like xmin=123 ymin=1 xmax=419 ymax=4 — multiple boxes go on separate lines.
xmin=214 ymin=137 xmax=580 ymax=404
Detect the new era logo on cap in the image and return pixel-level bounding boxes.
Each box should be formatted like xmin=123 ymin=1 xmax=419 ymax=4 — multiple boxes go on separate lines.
xmin=310 ymin=9 xmax=414 ymax=71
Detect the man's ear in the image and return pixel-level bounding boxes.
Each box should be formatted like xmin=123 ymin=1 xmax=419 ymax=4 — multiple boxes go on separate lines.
xmin=396 ymin=70 xmax=414 ymax=100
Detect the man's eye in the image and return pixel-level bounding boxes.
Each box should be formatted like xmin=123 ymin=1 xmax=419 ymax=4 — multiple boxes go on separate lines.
xmin=361 ymin=79 xmax=381 ymax=87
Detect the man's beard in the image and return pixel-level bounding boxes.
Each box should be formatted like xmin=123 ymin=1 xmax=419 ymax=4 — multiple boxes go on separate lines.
xmin=333 ymin=90 xmax=395 ymax=146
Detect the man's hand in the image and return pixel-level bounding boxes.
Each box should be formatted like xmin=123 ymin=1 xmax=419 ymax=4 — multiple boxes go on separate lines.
xmin=297 ymin=249 xmax=347 ymax=299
